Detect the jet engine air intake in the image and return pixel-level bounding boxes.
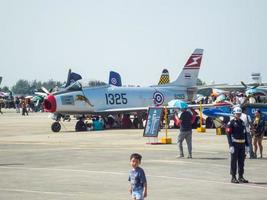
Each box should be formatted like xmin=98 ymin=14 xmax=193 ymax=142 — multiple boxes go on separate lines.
xmin=44 ymin=94 xmax=57 ymax=113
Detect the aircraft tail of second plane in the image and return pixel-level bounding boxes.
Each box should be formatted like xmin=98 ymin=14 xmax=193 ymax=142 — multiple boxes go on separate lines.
xmin=158 ymin=69 xmax=170 ymax=85
xmin=169 ymin=48 xmax=203 ymax=87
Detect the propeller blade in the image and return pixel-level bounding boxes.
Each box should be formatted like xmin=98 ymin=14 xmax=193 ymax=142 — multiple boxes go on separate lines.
xmin=34 ymin=92 xmax=48 ymax=97
xmin=41 ymin=87 xmax=50 ymax=94
xmin=240 ymin=81 xmax=247 ymax=89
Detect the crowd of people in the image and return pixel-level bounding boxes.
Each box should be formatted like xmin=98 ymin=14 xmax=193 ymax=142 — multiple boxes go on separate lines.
xmin=0 ymin=95 xmax=44 ymax=115
xmin=74 ymin=113 xmax=145 ymax=132
xmin=195 ymin=90 xmax=265 ymax=105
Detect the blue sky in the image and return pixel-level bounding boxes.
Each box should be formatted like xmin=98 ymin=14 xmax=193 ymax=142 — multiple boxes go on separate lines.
xmin=0 ymin=0 xmax=266 ymax=87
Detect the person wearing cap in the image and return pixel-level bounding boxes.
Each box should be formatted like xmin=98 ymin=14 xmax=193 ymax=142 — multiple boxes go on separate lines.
xmin=252 ymin=109 xmax=265 ymax=158
xmin=226 ymin=107 xmax=249 ymax=183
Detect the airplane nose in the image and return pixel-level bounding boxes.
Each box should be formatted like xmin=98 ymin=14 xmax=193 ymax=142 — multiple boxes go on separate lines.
xmin=44 ymin=94 xmax=57 ymax=112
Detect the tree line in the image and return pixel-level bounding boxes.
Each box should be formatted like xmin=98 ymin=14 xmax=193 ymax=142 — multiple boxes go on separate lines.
xmin=1 ymin=78 xmax=204 ymax=95
xmin=0 ymin=79 xmax=107 ymax=95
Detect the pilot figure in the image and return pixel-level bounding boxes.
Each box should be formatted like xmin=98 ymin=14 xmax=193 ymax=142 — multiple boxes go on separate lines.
xmin=226 ymin=107 xmax=250 ymax=183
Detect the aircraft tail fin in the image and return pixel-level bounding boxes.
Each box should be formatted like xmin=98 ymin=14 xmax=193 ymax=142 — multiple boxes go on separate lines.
xmin=65 ymin=69 xmax=82 ymax=88
xmin=158 ymin=69 xmax=170 ymax=85
xmin=170 ymin=49 xmax=203 ymax=87
xmin=109 ymin=71 xmax=122 ymax=86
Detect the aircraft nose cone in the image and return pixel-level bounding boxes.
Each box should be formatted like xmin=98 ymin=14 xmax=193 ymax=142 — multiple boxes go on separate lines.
xmin=44 ymin=94 xmax=57 ymax=112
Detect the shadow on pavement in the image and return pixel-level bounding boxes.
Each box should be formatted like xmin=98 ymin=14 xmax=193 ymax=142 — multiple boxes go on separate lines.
xmin=194 ymin=157 xmax=227 ymax=160
xmin=0 ymin=163 xmax=24 ymax=166
xmin=250 ymin=182 xmax=267 ymax=186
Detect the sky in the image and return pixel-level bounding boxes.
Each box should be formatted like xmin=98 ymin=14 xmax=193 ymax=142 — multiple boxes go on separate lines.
xmin=0 ymin=0 xmax=266 ymax=87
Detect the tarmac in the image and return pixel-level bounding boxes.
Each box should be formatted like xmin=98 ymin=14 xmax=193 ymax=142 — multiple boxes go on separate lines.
xmin=0 ymin=109 xmax=267 ymax=200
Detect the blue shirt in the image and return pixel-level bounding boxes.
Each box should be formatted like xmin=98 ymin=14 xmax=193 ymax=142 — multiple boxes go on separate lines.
xmin=128 ymin=167 xmax=147 ymax=191
xmin=92 ymin=120 xmax=104 ymax=130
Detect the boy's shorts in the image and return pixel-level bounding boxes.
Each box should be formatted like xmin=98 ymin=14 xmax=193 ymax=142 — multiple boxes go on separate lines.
xmin=132 ymin=188 xmax=144 ymax=200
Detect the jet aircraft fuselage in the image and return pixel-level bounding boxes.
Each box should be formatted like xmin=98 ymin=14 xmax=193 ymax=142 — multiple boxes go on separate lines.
xmin=45 ymin=83 xmax=195 ymax=114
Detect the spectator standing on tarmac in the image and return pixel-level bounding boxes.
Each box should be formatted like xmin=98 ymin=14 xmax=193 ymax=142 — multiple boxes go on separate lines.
xmin=21 ymin=99 xmax=28 ymax=116
xmin=15 ymin=97 xmax=20 ymax=113
xmin=249 ymin=95 xmax=256 ymax=104
xmin=252 ymin=109 xmax=265 ymax=158
xmin=177 ymin=108 xmax=193 ymax=158
xmin=241 ymin=107 xmax=255 ymax=158
xmin=128 ymin=153 xmax=147 ymax=200
xmin=238 ymin=93 xmax=246 ymax=105
xmin=226 ymin=107 xmax=249 ymax=183
xmin=0 ymin=97 xmax=4 ymax=114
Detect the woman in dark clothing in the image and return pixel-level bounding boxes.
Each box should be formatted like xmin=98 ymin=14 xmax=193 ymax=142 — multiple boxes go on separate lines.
xmin=252 ymin=109 xmax=265 ymax=158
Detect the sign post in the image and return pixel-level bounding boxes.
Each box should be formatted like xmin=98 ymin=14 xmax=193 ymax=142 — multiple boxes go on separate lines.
xmin=143 ymin=107 xmax=162 ymax=139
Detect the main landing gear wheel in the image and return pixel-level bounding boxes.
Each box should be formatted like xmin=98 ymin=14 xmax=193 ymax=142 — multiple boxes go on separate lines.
xmin=205 ymin=117 xmax=214 ymax=129
xmin=75 ymin=120 xmax=87 ymax=132
xmin=51 ymin=122 xmax=61 ymax=132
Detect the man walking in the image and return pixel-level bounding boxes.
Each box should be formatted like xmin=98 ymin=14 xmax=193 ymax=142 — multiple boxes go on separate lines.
xmin=177 ymin=107 xmax=193 ymax=158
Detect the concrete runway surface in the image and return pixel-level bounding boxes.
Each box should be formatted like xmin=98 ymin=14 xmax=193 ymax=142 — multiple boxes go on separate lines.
xmin=0 ymin=110 xmax=267 ymax=200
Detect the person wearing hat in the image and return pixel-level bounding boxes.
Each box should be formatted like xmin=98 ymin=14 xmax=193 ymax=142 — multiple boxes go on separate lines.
xmin=226 ymin=107 xmax=249 ymax=183
xmin=252 ymin=109 xmax=265 ymax=158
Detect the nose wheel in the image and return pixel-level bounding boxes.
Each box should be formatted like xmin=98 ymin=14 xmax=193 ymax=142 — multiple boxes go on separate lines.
xmin=51 ymin=122 xmax=61 ymax=132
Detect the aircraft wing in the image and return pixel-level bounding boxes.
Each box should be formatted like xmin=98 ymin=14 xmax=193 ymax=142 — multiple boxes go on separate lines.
xmin=210 ymin=112 xmax=232 ymax=117
xmin=184 ymin=102 xmax=232 ymax=109
xmin=205 ymin=85 xmax=245 ymax=91
xmin=97 ymin=102 xmax=232 ymax=114
xmin=198 ymin=84 xmax=246 ymax=92
xmin=97 ymin=107 xmax=149 ymax=114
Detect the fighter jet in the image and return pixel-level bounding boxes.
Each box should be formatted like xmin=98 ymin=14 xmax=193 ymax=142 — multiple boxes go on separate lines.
xmin=44 ymin=49 xmax=204 ymax=132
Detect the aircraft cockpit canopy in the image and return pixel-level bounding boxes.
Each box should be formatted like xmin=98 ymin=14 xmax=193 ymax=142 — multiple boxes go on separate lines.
xmin=65 ymin=81 xmax=82 ymax=91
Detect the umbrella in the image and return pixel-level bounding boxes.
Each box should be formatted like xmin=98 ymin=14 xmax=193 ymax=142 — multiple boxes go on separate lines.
xmin=215 ymin=94 xmax=226 ymax=103
xmin=168 ymin=99 xmax=188 ymax=109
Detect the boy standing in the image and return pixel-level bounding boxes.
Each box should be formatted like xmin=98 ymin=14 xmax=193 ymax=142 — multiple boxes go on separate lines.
xmin=128 ymin=153 xmax=147 ymax=200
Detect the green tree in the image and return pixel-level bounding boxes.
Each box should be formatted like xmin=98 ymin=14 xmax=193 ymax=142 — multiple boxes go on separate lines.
xmin=12 ymin=79 xmax=31 ymax=95
xmin=42 ymin=79 xmax=63 ymax=91
xmin=0 ymin=86 xmax=10 ymax=92
xmin=88 ymin=80 xmax=107 ymax=87
xmin=29 ymin=80 xmax=43 ymax=94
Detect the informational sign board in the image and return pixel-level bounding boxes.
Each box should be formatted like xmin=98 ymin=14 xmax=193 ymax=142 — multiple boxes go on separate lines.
xmin=143 ymin=107 xmax=163 ymax=137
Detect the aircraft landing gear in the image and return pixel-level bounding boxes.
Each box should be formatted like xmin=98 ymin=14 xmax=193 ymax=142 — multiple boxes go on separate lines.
xmin=51 ymin=121 xmax=61 ymax=132
xmin=205 ymin=117 xmax=214 ymax=129
xmin=75 ymin=119 xmax=87 ymax=132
